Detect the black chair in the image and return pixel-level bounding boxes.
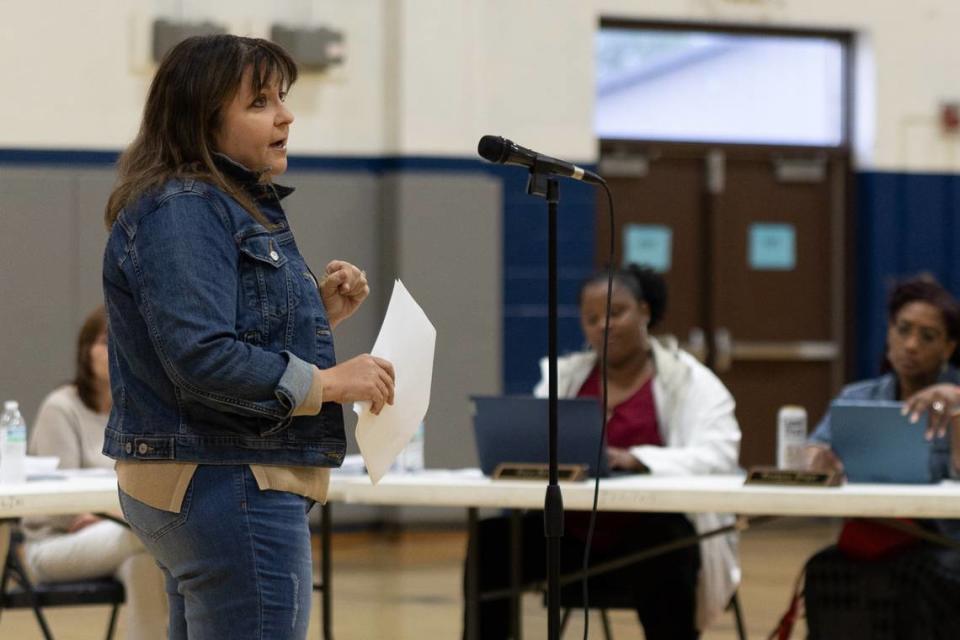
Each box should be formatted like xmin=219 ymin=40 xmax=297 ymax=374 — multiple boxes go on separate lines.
xmin=0 ymin=524 xmax=125 ymax=640
xmin=557 ymin=587 xmax=747 ymax=640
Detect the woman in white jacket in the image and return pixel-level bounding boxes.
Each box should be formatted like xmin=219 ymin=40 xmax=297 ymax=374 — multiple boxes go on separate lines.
xmin=466 ymin=264 xmax=741 ymax=639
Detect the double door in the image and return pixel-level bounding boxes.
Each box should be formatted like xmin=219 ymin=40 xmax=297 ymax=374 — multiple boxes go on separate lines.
xmin=597 ymin=142 xmax=850 ymax=468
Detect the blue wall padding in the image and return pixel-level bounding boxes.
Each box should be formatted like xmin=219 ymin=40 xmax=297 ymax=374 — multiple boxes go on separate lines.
xmin=856 ymin=171 xmax=960 ymax=379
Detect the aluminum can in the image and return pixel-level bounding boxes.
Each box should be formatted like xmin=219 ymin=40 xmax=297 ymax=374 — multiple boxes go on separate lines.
xmin=776 ymin=405 xmax=807 ymax=469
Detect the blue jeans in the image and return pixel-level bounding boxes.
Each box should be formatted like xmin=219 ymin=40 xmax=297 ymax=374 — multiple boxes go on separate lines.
xmin=119 ymin=465 xmax=314 ymax=640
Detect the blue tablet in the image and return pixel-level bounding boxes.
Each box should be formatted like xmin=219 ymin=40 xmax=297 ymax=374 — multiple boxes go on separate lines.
xmin=830 ymin=400 xmax=934 ymax=484
xmin=470 ymin=396 xmax=610 ymax=478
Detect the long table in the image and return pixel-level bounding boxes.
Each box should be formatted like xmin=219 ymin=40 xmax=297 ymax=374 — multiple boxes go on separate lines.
xmin=329 ymin=471 xmax=960 ymax=518
xmin=4 ymin=471 xmax=960 ymax=639
xmin=0 ymin=475 xmax=119 ymax=518
xmin=7 ymin=471 xmax=960 ymax=521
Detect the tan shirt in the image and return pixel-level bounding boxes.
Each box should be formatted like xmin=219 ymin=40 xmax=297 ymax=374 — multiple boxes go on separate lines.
xmin=23 ymin=385 xmax=113 ymax=538
xmin=116 ymin=462 xmax=330 ymax=512
xmin=117 ymin=365 xmax=331 ymax=512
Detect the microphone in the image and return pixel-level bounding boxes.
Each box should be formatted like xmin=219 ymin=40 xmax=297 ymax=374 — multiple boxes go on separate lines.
xmin=477 ymin=135 xmax=605 ymax=186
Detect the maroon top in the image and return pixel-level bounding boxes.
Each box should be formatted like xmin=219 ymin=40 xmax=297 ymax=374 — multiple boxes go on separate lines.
xmin=576 ymin=365 xmax=663 ymax=447
xmin=567 ymin=365 xmax=663 ymax=549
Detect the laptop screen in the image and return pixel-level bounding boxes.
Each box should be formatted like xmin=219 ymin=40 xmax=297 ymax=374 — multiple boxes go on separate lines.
xmin=470 ymin=396 xmax=609 ymax=477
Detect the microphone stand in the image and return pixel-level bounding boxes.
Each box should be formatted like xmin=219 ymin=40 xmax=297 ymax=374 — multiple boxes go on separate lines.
xmin=526 ymin=167 xmax=563 ymax=640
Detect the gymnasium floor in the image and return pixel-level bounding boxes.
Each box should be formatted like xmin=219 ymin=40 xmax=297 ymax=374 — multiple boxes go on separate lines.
xmin=0 ymin=518 xmax=839 ymax=639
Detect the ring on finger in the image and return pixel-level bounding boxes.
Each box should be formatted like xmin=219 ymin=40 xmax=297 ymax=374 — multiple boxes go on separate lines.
xmin=933 ymin=400 xmax=946 ymax=413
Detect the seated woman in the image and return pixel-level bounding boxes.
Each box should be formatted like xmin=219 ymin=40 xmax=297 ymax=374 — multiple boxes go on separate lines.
xmin=21 ymin=307 xmax=167 ymax=640
xmin=802 ymin=276 xmax=960 ymax=640
xmin=465 ymin=264 xmax=741 ymax=640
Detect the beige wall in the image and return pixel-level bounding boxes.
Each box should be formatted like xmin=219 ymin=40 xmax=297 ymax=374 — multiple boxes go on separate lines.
xmin=2 ymin=1 xmax=960 ymax=170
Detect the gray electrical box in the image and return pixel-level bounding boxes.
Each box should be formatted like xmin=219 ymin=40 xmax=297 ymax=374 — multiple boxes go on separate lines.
xmin=152 ymin=19 xmax=227 ymax=63
xmin=270 ymin=25 xmax=345 ymax=71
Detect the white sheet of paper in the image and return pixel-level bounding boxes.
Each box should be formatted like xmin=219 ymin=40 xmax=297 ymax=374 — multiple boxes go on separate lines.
xmin=24 ymin=455 xmax=60 ymax=478
xmin=354 ymin=280 xmax=436 ymax=484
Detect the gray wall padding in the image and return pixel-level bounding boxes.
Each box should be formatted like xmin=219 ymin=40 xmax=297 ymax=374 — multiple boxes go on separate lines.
xmin=0 ymin=167 xmax=113 ymax=425
xmin=380 ymin=172 xmax=502 ymax=469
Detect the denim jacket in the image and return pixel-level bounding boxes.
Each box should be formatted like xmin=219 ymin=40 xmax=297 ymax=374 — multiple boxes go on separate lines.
xmin=102 ymin=154 xmax=345 ymax=466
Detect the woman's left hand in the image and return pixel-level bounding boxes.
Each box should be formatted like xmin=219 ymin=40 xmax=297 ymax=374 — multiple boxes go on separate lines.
xmin=68 ymin=513 xmax=101 ymax=534
xmin=320 ymin=260 xmax=369 ymax=328
xmin=902 ymin=383 xmax=960 ymax=439
xmin=607 ymin=447 xmax=649 ymax=473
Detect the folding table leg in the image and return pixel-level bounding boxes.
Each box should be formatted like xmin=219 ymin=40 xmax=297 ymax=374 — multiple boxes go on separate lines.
xmin=321 ymin=502 xmax=333 ymax=640
xmin=466 ymin=507 xmax=480 ymax=640
xmin=509 ymin=509 xmax=523 ymax=640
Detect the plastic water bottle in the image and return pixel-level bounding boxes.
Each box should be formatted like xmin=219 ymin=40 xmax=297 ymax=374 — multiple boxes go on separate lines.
xmin=0 ymin=400 xmax=27 ymax=483
xmin=776 ymin=405 xmax=807 ymax=470
xmin=402 ymin=421 xmax=426 ymax=473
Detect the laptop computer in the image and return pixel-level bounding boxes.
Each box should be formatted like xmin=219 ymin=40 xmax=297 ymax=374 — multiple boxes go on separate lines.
xmin=470 ymin=395 xmax=611 ymax=478
xmin=830 ymin=400 xmax=934 ymax=484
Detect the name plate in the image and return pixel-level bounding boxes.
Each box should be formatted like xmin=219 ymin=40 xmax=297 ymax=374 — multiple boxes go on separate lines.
xmin=745 ymin=466 xmax=841 ymax=487
xmin=492 ymin=463 xmax=588 ymax=482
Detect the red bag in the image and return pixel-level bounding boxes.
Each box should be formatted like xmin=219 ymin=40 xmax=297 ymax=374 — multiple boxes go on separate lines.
xmin=836 ymin=518 xmax=920 ymax=560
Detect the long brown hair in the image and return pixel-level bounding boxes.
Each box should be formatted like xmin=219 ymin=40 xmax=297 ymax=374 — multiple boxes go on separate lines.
xmin=105 ymin=35 xmax=298 ymax=228
xmin=75 ymin=307 xmax=107 ymax=412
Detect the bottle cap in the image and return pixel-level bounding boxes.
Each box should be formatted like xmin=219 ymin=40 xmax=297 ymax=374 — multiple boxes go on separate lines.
xmin=3 ymin=400 xmax=17 ymax=411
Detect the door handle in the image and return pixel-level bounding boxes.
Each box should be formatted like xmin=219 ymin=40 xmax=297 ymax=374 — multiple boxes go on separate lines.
xmin=683 ymin=327 xmax=708 ymax=363
xmin=714 ymin=328 xmax=733 ymax=373
xmin=714 ymin=327 xmax=839 ymax=373
xmin=730 ymin=340 xmax=839 ymax=362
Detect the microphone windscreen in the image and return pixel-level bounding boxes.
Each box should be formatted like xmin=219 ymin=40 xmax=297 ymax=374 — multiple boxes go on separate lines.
xmin=477 ymin=135 xmax=508 ymax=163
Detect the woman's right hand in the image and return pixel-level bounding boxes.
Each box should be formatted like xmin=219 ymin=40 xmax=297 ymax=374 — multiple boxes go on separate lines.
xmin=318 ymin=355 xmax=395 ymax=415
xmin=902 ymin=383 xmax=960 ymax=439
xmin=803 ymin=444 xmax=844 ymax=475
